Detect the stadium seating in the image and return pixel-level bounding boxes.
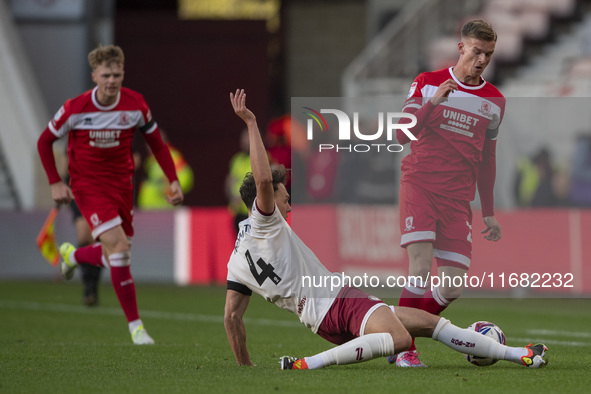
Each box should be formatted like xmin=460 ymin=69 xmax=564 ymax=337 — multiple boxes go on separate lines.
xmin=426 ymin=0 xmax=581 ymax=82
xmin=0 ymin=0 xmax=49 ymax=210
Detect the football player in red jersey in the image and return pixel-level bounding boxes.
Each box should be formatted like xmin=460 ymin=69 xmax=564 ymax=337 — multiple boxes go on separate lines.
xmin=393 ymin=20 xmax=505 ymax=367
xmin=37 ymin=45 xmax=183 ymax=344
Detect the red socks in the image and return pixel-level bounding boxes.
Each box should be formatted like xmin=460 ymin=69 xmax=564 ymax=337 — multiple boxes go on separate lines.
xmin=74 ymin=243 xmax=103 ymax=267
xmin=398 ymin=287 xmax=425 ymax=352
xmin=421 ymin=289 xmax=449 ymax=315
xmin=398 ymin=285 xmax=450 ymax=352
xmin=110 ymin=265 xmax=139 ymax=322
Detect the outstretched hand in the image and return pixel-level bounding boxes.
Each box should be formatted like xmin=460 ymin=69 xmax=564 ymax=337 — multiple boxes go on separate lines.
xmin=50 ymin=181 xmax=75 ymax=205
xmin=166 ymin=180 xmax=184 ymax=206
xmin=430 ymin=78 xmax=458 ymax=106
xmin=230 ymin=89 xmax=256 ymax=124
xmin=481 ymin=216 xmax=501 ymax=241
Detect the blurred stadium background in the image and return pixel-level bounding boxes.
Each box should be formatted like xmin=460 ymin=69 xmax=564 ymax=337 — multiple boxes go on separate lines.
xmin=0 ymin=0 xmax=590 ymax=296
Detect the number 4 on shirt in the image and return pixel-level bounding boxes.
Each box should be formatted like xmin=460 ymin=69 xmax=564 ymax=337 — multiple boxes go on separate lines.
xmin=245 ymin=250 xmax=282 ymax=286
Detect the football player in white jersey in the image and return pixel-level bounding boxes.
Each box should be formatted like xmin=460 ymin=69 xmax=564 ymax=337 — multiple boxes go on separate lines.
xmin=225 ymin=89 xmax=547 ymax=370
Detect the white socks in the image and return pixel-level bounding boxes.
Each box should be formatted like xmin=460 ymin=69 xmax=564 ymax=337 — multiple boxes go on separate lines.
xmin=432 ymin=318 xmax=528 ymax=364
xmin=304 ymin=333 xmax=394 ymax=369
xmin=128 ymin=319 xmax=144 ymax=334
xmin=302 ymin=317 xmax=531 ymax=370
xmin=504 ymin=346 xmax=529 ymax=363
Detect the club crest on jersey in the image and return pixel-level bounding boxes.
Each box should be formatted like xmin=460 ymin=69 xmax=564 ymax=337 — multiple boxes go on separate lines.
xmin=90 ymin=213 xmax=101 ymax=227
xmin=478 ymin=101 xmax=491 ymax=117
xmin=407 ymin=82 xmax=418 ymax=98
xmin=118 ymin=112 xmax=129 ymax=126
xmin=405 ymin=216 xmax=415 ymax=232
xmin=53 ymin=105 xmax=65 ymax=121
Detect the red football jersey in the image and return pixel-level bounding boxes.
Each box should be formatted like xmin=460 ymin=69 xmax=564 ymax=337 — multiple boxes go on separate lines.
xmin=401 ymin=67 xmax=506 ymax=201
xmin=48 ymin=87 xmax=157 ymax=193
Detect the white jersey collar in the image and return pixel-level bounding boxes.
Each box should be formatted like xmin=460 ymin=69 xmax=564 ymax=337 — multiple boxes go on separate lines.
xmin=448 ymin=67 xmax=487 ymax=90
xmin=92 ymin=86 xmax=121 ymax=110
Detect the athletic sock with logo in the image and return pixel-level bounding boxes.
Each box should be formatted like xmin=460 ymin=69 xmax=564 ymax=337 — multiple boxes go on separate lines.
xmin=109 ymin=252 xmax=139 ymax=322
xmin=304 ymin=333 xmax=395 ymax=369
xmin=74 ymin=243 xmax=104 ymax=267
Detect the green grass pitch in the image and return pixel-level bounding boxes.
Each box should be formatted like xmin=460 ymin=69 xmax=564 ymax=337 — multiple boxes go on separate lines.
xmin=1 ymin=281 xmax=590 ymax=393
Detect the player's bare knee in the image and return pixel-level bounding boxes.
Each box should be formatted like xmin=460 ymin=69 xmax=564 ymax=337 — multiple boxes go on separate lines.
xmin=407 ymin=246 xmax=433 ymax=277
xmin=440 ymin=286 xmax=463 ymax=300
xmin=424 ymin=313 xmax=441 ymax=337
xmin=223 ymin=311 xmax=237 ymax=326
xmin=106 ymin=239 xmax=130 ymax=255
xmin=391 ymin=330 xmax=412 ymax=353
xmin=117 ymin=238 xmax=131 ymax=252
xmin=408 ymin=260 xmax=432 ymax=280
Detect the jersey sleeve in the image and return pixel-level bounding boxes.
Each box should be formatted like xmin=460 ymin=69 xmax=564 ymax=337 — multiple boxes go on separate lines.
xmin=397 ymin=74 xmax=436 ymax=144
xmin=478 ymin=138 xmax=497 ymax=217
xmin=37 ymin=127 xmax=61 ymax=184
xmin=402 ymin=74 xmax=426 ymax=111
xmin=135 ymin=93 xmax=158 ymax=134
xmin=48 ymin=100 xmax=73 ymax=138
xmin=226 ymin=280 xmax=253 ymax=296
xmin=485 ymin=96 xmax=506 ymax=137
xmin=249 ymin=197 xmax=284 ymax=235
xmin=143 ymin=129 xmax=179 ymax=183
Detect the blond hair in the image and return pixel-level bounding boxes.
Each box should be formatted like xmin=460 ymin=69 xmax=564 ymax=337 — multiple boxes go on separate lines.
xmin=461 ymin=20 xmax=497 ymax=42
xmin=88 ymin=45 xmax=125 ymax=70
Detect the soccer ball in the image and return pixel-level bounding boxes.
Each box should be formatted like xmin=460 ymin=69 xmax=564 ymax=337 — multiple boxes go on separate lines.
xmin=464 ymin=321 xmax=506 ymax=366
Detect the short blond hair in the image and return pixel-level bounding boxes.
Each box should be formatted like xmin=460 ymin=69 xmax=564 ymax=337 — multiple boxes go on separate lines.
xmin=88 ymin=45 xmax=125 ymax=70
xmin=461 ymin=20 xmax=497 ymax=42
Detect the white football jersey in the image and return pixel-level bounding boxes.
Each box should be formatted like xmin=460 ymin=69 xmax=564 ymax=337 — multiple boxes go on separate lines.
xmin=227 ymin=199 xmax=342 ymax=333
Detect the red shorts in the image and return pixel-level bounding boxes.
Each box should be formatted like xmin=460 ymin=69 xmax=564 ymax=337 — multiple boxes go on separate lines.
xmin=317 ymin=286 xmax=387 ymax=345
xmin=399 ymin=182 xmax=472 ymax=268
xmin=74 ymin=187 xmax=134 ymax=240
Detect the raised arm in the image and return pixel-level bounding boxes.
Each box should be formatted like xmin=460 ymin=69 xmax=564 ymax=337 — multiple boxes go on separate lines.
xmin=397 ymin=78 xmax=458 ymax=145
xmin=224 ymin=289 xmax=253 ymax=365
xmin=230 ymin=89 xmax=274 ymax=214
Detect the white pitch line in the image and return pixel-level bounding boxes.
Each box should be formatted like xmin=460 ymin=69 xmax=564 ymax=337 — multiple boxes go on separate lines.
xmin=3 ymin=300 xmax=589 ymax=345
xmin=508 ymin=336 xmax=590 ymax=347
xmin=0 ymin=300 xmax=301 ymax=328
xmin=526 ymin=329 xmax=591 ymax=339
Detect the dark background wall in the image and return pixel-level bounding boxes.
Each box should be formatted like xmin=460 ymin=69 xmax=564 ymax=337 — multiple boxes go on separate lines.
xmin=10 ymin=0 xmax=369 ymax=208
xmin=115 ymin=3 xmax=277 ymax=206
xmin=113 ymin=1 xmax=367 ymax=207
